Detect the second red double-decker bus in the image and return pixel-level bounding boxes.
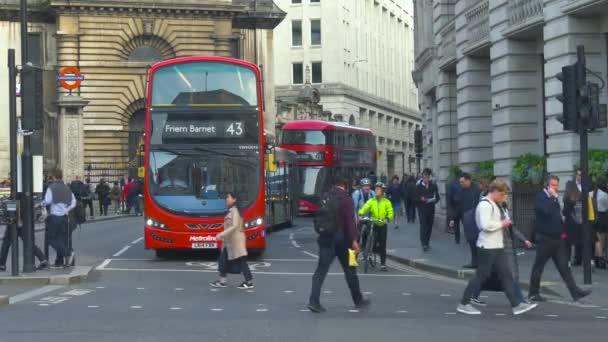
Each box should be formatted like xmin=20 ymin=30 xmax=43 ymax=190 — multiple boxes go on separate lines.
xmin=143 ymin=56 xmax=268 ymax=257
xmin=279 ymin=120 xmax=377 ymax=214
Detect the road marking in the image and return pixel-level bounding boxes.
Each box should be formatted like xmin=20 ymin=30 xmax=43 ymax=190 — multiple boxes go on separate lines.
xmin=284 ymin=290 xmax=294 ymax=294
xmin=289 ymin=233 xmax=295 ymax=240
xmin=302 ymin=251 xmax=319 ymax=259
xmin=9 ymin=285 xmax=63 ymax=304
xmin=130 ymin=306 xmax=142 ymax=309
xmin=300 ymin=309 xmax=311 ymax=312
xmin=113 ymin=245 xmax=131 ymax=257
xmin=323 ymin=291 xmax=333 ymax=294
xmin=596 ymin=316 xmax=607 ymax=319
xmin=38 ymin=303 xmax=50 ymax=306
xmin=35 ymin=296 xmax=70 ymax=305
xmin=98 ymin=267 xmax=422 ymax=277
xmin=62 ymin=289 xmax=93 ymax=296
xmin=246 ymin=290 xmax=255 ymax=293
xmin=545 ymin=314 xmax=559 ymax=318
xmin=396 ymin=310 xmax=408 ymax=314
xmin=211 ymin=308 xmax=224 ymax=312
xmin=131 ymin=237 xmax=144 ymax=244
xmin=170 ymin=307 xmax=182 ymax=311
xmin=88 ymin=305 xmax=99 ymax=308
xmin=402 ymin=293 xmax=411 ymax=296
xmin=445 ymin=312 xmax=457 ymax=315
xmin=495 ymin=313 xmax=506 ymax=316
xmin=210 ymin=289 xmax=219 ymax=292
xmin=480 ymin=295 xmax=489 ymax=298
xmin=440 ymin=294 xmax=451 ymax=297
xmin=96 ymin=286 xmax=105 ymax=289
xmin=348 ymin=310 xmax=359 ymax=313
xmin=175 ymin=288 xmax=184 ymax=291
xmin=136 ymin=288 xmax=145 ymax=290
xmin=259 ymin=259 xmax=317 ymax=262
xmin=291 ymin=239 xmax=301 ymax=248
xmin=96 ymin=259 xmax=112 ymax=270
xmin=363 ymin=292 xmax=373 ymax=295
xmin=256 ymin=308 xmax=269 ymax=312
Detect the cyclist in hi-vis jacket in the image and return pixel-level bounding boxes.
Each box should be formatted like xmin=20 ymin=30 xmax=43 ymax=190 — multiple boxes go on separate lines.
xmin=358 ymin=183 xmax=394 ymax=271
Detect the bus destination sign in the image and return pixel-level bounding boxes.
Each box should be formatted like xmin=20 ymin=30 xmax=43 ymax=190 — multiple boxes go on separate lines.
xmin=163 ymin=120 xmax=245 ymax=139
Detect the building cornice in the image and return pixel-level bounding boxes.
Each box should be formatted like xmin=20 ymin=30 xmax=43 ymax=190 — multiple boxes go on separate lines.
xmin=276 ymin=83 xmax=421 ymax=121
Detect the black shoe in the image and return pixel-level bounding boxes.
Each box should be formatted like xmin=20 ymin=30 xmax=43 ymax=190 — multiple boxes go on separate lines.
xmin=462 ymin=264 xmax=477 ymax=269
xmin=528 ymin=294 xmax=547 ymax=302
xmin=573 ymin=289 xmax=591 ymax=302
xmin=455 ymin=240 xmax=461 ymax=245
xmin=423 ymin=245 xmax=430 ymax=252
xmin=394 ymin=225 xmax=399 ymax=230
xmin=0 ymin=265 xmax=6 ymax=272
xmin=355 ymin=298 xmax=371 ymax=309
xmin=307 ymin=303 xmax=326 ymax=313
xmin=37 ymin=260 xmax=49 ymax=270
xmin=380 ymin=265 xmax=388 ymax=272
xmin=572 ymin=260 xmax=582 ymax=267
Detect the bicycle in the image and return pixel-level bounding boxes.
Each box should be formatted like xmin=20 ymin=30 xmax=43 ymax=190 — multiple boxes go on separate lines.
xmin=358 ymin=217 xmax=388 ymax=274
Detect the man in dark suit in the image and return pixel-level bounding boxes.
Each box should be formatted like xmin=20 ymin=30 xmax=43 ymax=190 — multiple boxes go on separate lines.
xmin=528 ymin=174 xmax=591 ymax=302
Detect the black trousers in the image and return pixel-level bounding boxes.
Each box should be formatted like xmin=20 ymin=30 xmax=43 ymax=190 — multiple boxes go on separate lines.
xmin=461 ymin=248 xmax=520 ymax=307
xmin=219 ymin=256 xmax=252 ymax=282
xmin=98 ymin=197 xmax=109 ymax=216
xmin=47 ymin=216 xmax=68 ymax=261
xmin=452 ymin=214 xmax=462 ymax=243
xmin=309 ymin=233 xmax=363 ymax=306
xmin=0 ymin=227 xmax=46 ymax=266
xmin=529 ymin=237 xmax=580 ymax=299
xmin=405 ymin=199 xmax=416 ymax=222
xmin=467 ymin=239 xmax=478 ymax=266
xmin=83 ymin=199 xmax=94 ymax=217
xmin=374 ymin=225 xmax=388 ymax=266
xmin=418 ymin=206 xmax=435 ymax=247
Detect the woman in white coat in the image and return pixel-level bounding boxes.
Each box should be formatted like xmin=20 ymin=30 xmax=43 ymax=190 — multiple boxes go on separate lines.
xmin=210 ymin=192 xmax=254 ymax=289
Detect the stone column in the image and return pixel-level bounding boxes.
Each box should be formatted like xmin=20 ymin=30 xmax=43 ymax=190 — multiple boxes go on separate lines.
xmin=56 ymin=95 xmax=88 ymax=182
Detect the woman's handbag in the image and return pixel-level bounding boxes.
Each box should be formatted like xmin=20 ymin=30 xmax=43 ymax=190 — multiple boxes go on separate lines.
xmin=218 ymin=248 xmax=242 ymax=274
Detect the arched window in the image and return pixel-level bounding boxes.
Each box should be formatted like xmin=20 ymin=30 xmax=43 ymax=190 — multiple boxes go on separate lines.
xmin=128 ymin=46 xmax=163 ymax=63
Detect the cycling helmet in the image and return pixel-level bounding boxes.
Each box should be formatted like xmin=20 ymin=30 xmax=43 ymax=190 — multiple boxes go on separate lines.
xmin=375 ymin=182 xmax=387 ymax=189
xmin=360 ymin=178 xmax=372 ymax=186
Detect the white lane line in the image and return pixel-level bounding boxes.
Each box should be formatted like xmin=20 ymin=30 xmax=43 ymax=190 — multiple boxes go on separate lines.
xmin=113 ymin=245 xmax=131 ymax=257
xmin=9 ymin=285 xmax=64 ymax=304
xmin=88 ymin=305 xmax=100 ymax=308
xmin=402 ymin=292 xmax=412 ymax=296
xmin=495 ymin=313 xmax=506 ymax=316
xmin=284 ymin=290 xmax=294 ymax=294
xmin=246 ymin=290 xmax=255 ymax=293
xmin=260 ymin=258 xmax=317 ymax=262
xmin=289 ymin=233 xmax=295 ymax=240
xmin=170 ymin=307 xmax=182 ymax=311
xmin=38 ymin=303 xmax=50 ymax=306
xmin=545 ymin=314 xmax=559 ymax=318
xmin=210 ymin=289 xmax=219 ymax=292
xmin=175 ymin=288 xmax=184 ymax=291
xmin=211 ymin=308 xmax=224 ymax=312
xmin=62 ymin=289 xmax=93 ymax=296
xmin=480 ymin=295 xmax=489 ymax=298
xmin=363 ymin=292 xmax=373 ymax=295
xmin=348 ymin=310 xmax=359 ymax=313
xmin=323 ymin=290 xmax=333 ymax=294
xmin=300 ymin=309 xmax=311 ymax=312
xmin=95 ymin=259 xmax=112 ymax=270
xmin=136 ymin=287 xmax=145 ymax=290
xmin=96 ymin=286 xmax=106 ymax=289
xmin=131 ymin=237 xmax=144 ymax=245
xmin=396 ymin=310 xmax=408 ymax=314
xmin=130 ymin=306 xmax=143 ymax=309
xmin=256 ymin=308 xmax=269 ymax=312
xmin=291 ymin=239 xmax=301 ymax=248
xmin=98 ymin=267 xmax=422 ymax=277
xmin=445 ymin=312 xmax=457 ymax=315
xmin=596 ymin=316 xmax=607 ymax=319
xmin=302 ymin=251 xmax=319 ymax=259
xmin=440 ymin=294 xmax=452 ymax=297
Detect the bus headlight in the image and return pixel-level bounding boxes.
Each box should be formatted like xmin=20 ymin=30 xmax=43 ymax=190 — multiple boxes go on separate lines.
xmin=146 ymin=217 xmax=167 ymax=230
xmin=244 ymin=217 xmax=264 ymax=229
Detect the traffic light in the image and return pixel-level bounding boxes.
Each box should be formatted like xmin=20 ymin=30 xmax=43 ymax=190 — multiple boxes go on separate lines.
xmin=585 ymin=81 xmax=608 ymax=130
xmin=556 ymin=65 xmax=579 ymax=132
xmin=414 ymin=130 xmax=423 ymax=155
xmin=21 ymin=64 xmax=44 ymax=131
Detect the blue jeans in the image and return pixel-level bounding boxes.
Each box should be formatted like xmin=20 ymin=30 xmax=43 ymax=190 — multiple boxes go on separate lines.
xmin=309 ymin=233 xmax=363 ymax=306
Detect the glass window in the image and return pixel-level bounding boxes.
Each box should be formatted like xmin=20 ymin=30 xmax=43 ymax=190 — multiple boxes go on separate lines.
xmin=148 ymin=149 xmax=260 ymax=215
xmin=151 ymin=62 xmax=258 ymax=106
xmin=292 ymin=20 xmax=302 ymax=46
xmin=281 ymin=130 xmax=328 ymax=145
xmin=292 ymin=0 xmax=302 ymax=3
xmin=299 ymin=166 xmax=331 ymax=202
xmin=128 ymin=46 xmax=163 ymax=63
xmin=310 ymin=0 xmax=320 ymax=3
xmin=26 ymin=33 xmax=42 ymax=66
xmin=311 ymin=62 xmax=322 ymax=84
xmin=292 ymin=63 xmax=304 ymax=84
xmin=310 ymin=20 xmax=321 ymax=46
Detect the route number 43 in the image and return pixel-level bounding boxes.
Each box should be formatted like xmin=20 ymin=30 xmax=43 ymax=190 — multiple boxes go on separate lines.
xmin=226 ymin=122 xmax=243 ymax=136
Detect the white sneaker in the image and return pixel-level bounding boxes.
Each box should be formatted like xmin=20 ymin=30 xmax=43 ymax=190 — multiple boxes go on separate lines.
xmin=512 ymin=302 xmax=538 ymax=316
xmin=457 ymin=304 xmax=482 ymax=315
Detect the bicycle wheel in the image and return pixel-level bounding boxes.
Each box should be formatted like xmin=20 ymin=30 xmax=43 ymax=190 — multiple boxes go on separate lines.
xmin=364 ymin=229 xmax=375 ymax=274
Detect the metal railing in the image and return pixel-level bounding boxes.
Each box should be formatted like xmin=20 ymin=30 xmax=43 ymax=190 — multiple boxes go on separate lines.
xmin=465 ymin=0 xmax=490 ymax=48
xmin=508 ymin=0 xmax=544 ymax=27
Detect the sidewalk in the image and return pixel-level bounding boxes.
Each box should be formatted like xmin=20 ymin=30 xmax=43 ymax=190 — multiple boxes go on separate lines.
xmin=387 ymin=219 xmax=608 ymax=307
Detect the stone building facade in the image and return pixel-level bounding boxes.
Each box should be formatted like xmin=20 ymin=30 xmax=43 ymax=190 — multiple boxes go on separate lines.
xmin=0 ymin=0 xmax=284 ymax=181
xmin=272 ymin=0 xmax=421 ymax=178
xmin=414 ymin=0 xmax=608 ymax=218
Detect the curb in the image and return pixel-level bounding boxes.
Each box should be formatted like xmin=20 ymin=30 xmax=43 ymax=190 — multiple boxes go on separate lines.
xmin=0 ymin=295 xmax=8 ymax=307
xmin=387 ymin=253 xmax=563 ymax=299
xmin=0 ymin=266 xmax=93 ymax=286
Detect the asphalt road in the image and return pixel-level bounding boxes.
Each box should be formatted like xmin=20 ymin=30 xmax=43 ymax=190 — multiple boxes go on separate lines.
xmin=1 ymin=217 xmax=607 ymax=342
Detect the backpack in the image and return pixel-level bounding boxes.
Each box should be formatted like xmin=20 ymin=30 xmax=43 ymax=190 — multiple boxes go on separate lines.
xmin=356 ymin=190 xmax=370 ymax=208
xmin=80 ymin=185 xmax=92 ymax=201
xmin=463 ymin=199 xmax=491 ymax=242
xmin=314 ymin=191 xmax=342 ymax=236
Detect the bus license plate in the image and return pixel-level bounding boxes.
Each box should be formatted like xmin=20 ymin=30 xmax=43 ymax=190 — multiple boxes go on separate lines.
xmin=192 ymin=243 xmax=217 ymax=249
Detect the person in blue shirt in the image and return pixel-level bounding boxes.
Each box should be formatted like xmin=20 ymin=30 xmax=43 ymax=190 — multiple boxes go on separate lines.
xmin=352 ymin=178 xmax=375 ymax=217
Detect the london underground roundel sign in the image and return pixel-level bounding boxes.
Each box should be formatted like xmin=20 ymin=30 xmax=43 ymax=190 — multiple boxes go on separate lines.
xmin=56 ymin=67 xmax=85 ymax=90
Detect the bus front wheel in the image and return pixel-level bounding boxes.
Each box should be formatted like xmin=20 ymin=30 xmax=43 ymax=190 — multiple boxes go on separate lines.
xmin=155 ymin=249 xmax=171 ymax=259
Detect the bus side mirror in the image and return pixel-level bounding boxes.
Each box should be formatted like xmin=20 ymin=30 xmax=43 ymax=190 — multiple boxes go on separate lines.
xmin=267 ymin=153 xmax=278 ymax=172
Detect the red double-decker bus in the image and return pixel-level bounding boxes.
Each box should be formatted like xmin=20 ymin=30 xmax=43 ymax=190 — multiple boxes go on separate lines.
xmin=279 ymin=120 xmax=377 ymax=214
xmin=143 ymin=56 xmax=268 ymax=257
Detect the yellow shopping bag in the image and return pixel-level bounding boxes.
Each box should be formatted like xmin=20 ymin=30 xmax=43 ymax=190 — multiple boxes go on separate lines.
xmin=588 ymin=196 xmax=595 ymax=222
xmin=348 ymin=249 xmax=359 ymax=267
